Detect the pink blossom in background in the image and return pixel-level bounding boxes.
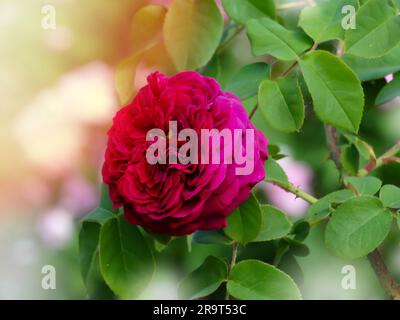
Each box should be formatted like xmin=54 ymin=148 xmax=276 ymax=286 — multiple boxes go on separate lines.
xmin=19 ymin=178 xmax=51 ymax=209
xmin=264 ymin=157 xmax=314 ymax=217
xmin=59 ymin=176 xmax=98 ymax=217
xmin=36 ymin=208 xmax=74 ymax=249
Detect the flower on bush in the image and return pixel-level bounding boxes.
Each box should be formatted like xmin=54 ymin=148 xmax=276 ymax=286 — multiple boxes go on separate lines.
xmin=103 ymin=71 xmax=268 ymax=235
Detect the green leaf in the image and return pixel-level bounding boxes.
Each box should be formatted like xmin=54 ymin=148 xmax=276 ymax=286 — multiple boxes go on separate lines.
xmin=163 ymin=0 xmax=223 ymax=71
xmin=224 ymin=193 xmax=262 ymax=244
xmin=291 ymin=220 xmax=310 ymax=242
xmin=83 ymin=208 xmax=115 ymax=225
xmin=284 ymin=238 xmax=310 ymax=257
xmin=376 ymin=74 xmax=400 ymax=105
xmin=246 ymin=17 xmax=312 ymax=61
xmin=325 ymin=196 xmax=393 ymax=259
xmin=379 ymin=184 xmax=400 ymax=208
xmin=130 ymin=5 xmax=167 ymax=53
xmin=178 ymin=256 xmax=228 ymax=299
xmin=345 ymin=0 xmax=400 ymax=58
xmin=254 ymin=205 xmax=292 ymax=242
xmin=192 ymin=230 xmax=232 ymax=245
xmin=99 ymin=216 xmax=155 ymax=298
xmin=307 ymin=189 xmax=354 ymax=223
xmin=299 ymin=0 xmax=358 ymax=43
xmin=342 ymin=133 xmax=377 ymax=161
xmin=79 ymin=221 xmax=114 ymax=299
xmin=222 ymin=0 xmax=276 ymax=24
xmin=340 ymin=144 xmax=360 ymax=175
xmin=79 ymin=222 xmax=101 ymax=285
xmin=344 ymin=176 xmax=382 ymax=196
xmin=227 ymin=260 xmax=301 ymax=300
xmin=115 ymin=53 xmax=143 ymax=105
xmin=143 ymin=228 xmax=171 ymax=245
xmin=259 ymin=76 xmax=305 ymax=132
xmin=342 ymin=45 xmax=400 ymax=81
xmin=299 ymin=50 xmax=364 ymax=133
xmin=226 ymin=62 xmax=270 ymax=100
xmin=265 ymin=158 xmax=289 ymax=184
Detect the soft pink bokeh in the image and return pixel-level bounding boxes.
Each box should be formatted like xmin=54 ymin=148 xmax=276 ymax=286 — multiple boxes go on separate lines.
xmin=36 ymin=208 xmax=74 ymax=249
xmin=264 ymin=157 xmax=314 ymax=217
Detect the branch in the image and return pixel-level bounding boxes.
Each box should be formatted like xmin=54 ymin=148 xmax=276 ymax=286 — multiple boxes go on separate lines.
xmin=324 ymin=129 xmax=400 ymax=300
xmin=249 ymin=104 xmax=258 ymax=119
xmin=324 ymin=125 xmax=342 ymax=172
xmin=265 ymin=179 xmax=318 ymax=204
xmin=368 ymin=249 xmax=400 ymax=300
xmin=358 ymin=141 xmax=400 ymax=176
xmin=225 ymin=242 xmax=238 ymax=300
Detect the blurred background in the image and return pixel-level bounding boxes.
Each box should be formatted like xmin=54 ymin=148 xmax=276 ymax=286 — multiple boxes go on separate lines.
xmin=0 ymin=0 xmax=399 ymax=299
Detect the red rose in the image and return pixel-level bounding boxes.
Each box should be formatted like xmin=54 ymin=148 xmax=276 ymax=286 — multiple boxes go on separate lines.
xmin=102 ymin=71 xmax=268 ymax=236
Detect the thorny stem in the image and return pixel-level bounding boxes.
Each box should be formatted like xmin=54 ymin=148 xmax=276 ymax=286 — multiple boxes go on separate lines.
xmin=225 ymin=242 xmax=239 ymax=300
xmin=324 ymin=128 xmax=400 ymax=299
xmin=324 ymin=125 xmax=342 ymax=173
xmin=368 ymin=249 xmax=400 ymax=300
xmin=253 ymin=1 xmax=400 ymax=299
xmin=265 ymin=179 xmax=318 ymax=204
xmin=266 ymin=174 xmax=400 ymax=299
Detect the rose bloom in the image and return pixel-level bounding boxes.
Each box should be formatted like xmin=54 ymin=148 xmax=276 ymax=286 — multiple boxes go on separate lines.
xmin=103 ymin=71 xmax=268 ymax=235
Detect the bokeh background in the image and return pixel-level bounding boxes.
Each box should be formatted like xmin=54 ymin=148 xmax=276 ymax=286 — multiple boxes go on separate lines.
xmin=0 ymin=0 xmax=399 ymax=299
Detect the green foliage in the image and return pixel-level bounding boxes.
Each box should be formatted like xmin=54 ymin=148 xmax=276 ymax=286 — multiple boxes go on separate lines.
xmin=163 ymin=0 xmax=223 ymax=71
xmin=299 ymin=0 xmax=358 ymax=43
xmin=342 ymin=45 xmax=400 ymax=81
xmin=222 ymin=0 xmax=276 ymax=24
xmin=178 ymin=256 xmax=228 ymax=299
xmin=379 ymin=184 xmax=400 ymax=208
xmin=80 ymin=0 xmax=400 ymax=300
xmin=345 ymin=0 xmax=400 ymax=58
xmin=99 ymin=216 xmax=155 ymax=298
xmin=375 ymin=73 xmax=400 ymax=105
xmin=227 ymin=260 xmax=301 ymax=300
xmin=79 ymin=222 xmax=102 ymax=285
xmin=224 ymin=193 xmax=262 ymax=244
xmin=344 ymin=176 xmax=382 ymax=196
xmin=264 ymin=158 xmax=288 ymax=184
xmin=340 ymin=144 xmax=360 ymax=175
xmin=246 ymin=17 xmax=312 ymax=60
xmin=300 ymin=51 xmax=364 ymax=133
xmin=192 ymin=230 xmax=233 ymax=245
xmin=226 ymin=62 xmax=270 ymax=100
xmin=254 ymin=205 xmax=292 ymax=242
xmin=259 ymin=76 xmax=305 ymax=132
xmin=325 ymin=196 xmax=393 ymax=259
xmin=307 ymin=190 xmax=354 ymax=223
